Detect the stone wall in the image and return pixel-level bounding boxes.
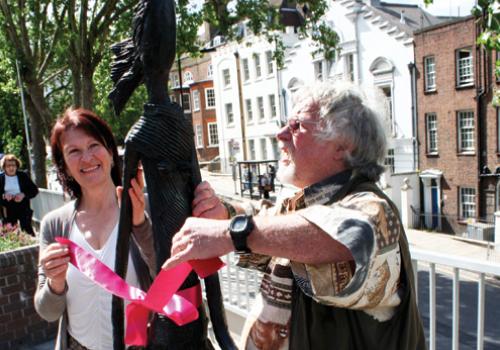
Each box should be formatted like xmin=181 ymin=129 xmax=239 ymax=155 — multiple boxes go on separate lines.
xmin=0 ymin=245 xmax=57 ymax=349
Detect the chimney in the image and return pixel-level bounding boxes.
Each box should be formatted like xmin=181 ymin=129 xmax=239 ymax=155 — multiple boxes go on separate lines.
xmin=400 ymin=10 xmax=406 ymax=24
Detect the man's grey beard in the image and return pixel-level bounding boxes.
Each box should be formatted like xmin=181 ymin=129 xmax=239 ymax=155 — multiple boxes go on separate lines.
xmin=276 ymin=162 xmax=296 ymax=186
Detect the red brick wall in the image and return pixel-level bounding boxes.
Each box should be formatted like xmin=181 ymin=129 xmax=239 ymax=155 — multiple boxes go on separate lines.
xmin=0 ymin=246 xmax=57 ymax=349
xmin=415 ymin=17 xmax=479 ymax=233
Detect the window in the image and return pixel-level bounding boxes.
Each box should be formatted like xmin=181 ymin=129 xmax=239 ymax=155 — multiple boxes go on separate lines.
xmin=207 ymin=64 xmax=213 ymax=78
xmin=384 ymin=148 xmax=395 ymax=174
xmin=346 ymin=54 xmax=354 ymax=81
xmin=242 ymin=58 xmax=250 ymax=81
xmin=314 ymin=60 xmax=324 ymax=81
xmin=170 ymin=94 xmax=176 ymax=103
xmin=456 ymin=48 xmax=473 ymax=87
xmin=184 ymin=71 xmax=193 ymax=83
xmin=254 ymin=54 xmax=262 ymax=78
xmin=225 ymin=103 xmax=234 ymax=125
xmin=380 ymin=86 xmax=393 ymax=133
xmin=205 ymin=88 xmax=215 ymax=109
xmin=271 ymin=138 xmax=279 ymax=160
xmin=170 ymin=73 xmax=179 ymax=87
xmin=424 ymin=56 xmax=436 ymax=91
xmin=245 ymin=99 xmax=253 ymax=122
xmin=182 ymin=93 xmax=190 ymax=112
xmin=266 ymin=51 xmax=274 ymax=75
xmin=457 ymin=110 xmax=474 ymax=152
xmin=257 ymin=97 xmax=265 ymax=120
xmin=268 ymin=94 xmax=277 ymax=118
xmin=426 ymin=113 xmax=438 ymax=153
xmin=249 ymin=139 xmax=256 ymax=160
xmin=460 ymin=187 xmax=476 ymax=219
xmin=260 ymin=139 xmax=267 ymax=160
xmin=207 ymin=122 xmax=219 ymax=146
xmin=222 ymin=69 xmax=231 ymax=87
xmin=192 ymin=90 xmax=200 ymax=111
xmin=195 ymin=124 xmax=203 ymax=148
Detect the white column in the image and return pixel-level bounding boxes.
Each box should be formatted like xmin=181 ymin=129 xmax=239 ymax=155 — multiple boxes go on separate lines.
xmin=495 ymin=211 xmax=500 ymax=251
xmin=401 ymin=178 xmax=412 ymax=229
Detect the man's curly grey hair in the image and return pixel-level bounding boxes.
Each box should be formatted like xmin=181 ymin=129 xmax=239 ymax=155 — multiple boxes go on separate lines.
xmin=292 ymin=81 xmax=387 ymax=181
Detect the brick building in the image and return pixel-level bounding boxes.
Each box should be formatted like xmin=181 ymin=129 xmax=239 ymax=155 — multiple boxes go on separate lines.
xmin=414 ymin=16 xmax=499 ymax=235
xmin=170 ymin=54 xmax=219 ymax=164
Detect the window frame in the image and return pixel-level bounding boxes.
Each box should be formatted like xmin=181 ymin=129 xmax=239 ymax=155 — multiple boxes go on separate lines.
xmin=207 ymin=122 xmax=219 ymax=146
xmin=222 ymin=68 xmax=231 ymax=87
xmin=242 ymin=58 xmax=250 ymax=82
xmin=182 ymin=93 xmax=191 ymax=112
xmin=183 ymin=71 xmax=193 ymax=83
xmin=456 ymin=48 xmax=474 ymax=88
xmin=225 ymin=103 xmax=234 ymax=125
xmin=205 ymin=88 xmax=216 ymax=109
xmin=457 ymin=110 xmax=475 ymax=153
xmin=459 ymin=187 xmax=476 ymax=220
xmin=268 ymin=94 xmax=277 ymax=119
xmin=254 ymin=53 xmax=262 ymax=79
xmin=266 ymin=51 xmax=274 ymax=75
xmin=257 ymin=96 xmax=265 ymax=120
xmin=195 ymin=124 xmax=203 ymax=148
xmin=192 ymin=90 xmax=200 ymax=111
xmin=384 ymin=148 xmax=395 ymax=174
xmin=245 ymin=99 xmax=253 ymax=123
xmin=424 ymin=56 xmax=436 ymax=92
xmin=207 ymin=64 xmax=213 ymax=78
xmin=425 ymin=113 xmax=438 ymax=154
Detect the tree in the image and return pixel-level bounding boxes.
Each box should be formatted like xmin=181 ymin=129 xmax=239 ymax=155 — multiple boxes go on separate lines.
xmin=0 ymin=0 xmax=68 ymax=187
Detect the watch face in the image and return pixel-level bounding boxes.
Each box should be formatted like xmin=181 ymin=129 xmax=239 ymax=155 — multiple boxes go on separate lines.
xmin=232 ymin=216 xmax=247 ymax=232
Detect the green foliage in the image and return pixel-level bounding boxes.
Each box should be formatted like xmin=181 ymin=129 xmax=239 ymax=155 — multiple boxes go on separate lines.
xmin=0 ymin=223 xmax=36 ymax=252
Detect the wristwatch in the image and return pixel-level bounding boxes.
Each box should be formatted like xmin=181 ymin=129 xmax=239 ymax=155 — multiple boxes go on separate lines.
xmin=229 ymin=214 xmax=254 ymax=254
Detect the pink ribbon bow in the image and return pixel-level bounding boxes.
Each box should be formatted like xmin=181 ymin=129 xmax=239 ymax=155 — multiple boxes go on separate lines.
xmin=56 ymin=237 xmax=224 ymax=346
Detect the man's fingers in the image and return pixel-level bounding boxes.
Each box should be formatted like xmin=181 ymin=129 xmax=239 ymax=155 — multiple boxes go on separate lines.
xmin=162 ymin=251 xmax=189 ymax=270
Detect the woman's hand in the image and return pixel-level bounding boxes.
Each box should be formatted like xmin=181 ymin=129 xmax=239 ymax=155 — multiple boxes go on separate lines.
xmin=39 ymin=242 xmax=70 ymax=295
xmin=117 ymin=166 xmax=146 ymax=226
xmin=192 ymin=181 xmax=228 ymax=220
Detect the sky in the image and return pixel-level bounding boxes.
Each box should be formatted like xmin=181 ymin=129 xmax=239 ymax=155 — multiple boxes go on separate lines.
xmin=384 ymin=0 xmax=477 ymax=17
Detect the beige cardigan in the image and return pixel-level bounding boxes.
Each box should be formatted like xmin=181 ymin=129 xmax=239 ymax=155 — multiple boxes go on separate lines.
xmin=34 ymin=200 xmax=156 ymax=349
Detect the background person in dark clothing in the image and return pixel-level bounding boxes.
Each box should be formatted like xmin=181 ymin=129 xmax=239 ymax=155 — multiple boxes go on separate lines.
xmin=0 ymin=154 xmax=39 ymax=235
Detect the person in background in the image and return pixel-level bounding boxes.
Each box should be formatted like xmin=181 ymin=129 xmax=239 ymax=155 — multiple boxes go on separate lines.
xmin=0 ymin=154 xmax=38 ymax=235
xmin=163 ymin=82 xmax=426 ymax=350
xmin=34 ymin=108 xmax=156 ymax=350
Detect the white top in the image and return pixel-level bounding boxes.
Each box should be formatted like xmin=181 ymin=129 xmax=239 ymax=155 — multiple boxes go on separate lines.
xmin=4 ymin=175 xmax=21 ymax=195
xmin=66 ymin=221 xmax=139 ymax=349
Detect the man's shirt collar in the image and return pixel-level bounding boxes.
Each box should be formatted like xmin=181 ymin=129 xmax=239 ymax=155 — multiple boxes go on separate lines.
xmin=303 ymin=169 xmax=352 ymax=207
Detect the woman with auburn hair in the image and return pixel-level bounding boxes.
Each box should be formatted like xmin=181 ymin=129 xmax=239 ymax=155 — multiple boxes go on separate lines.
xmin=0 ymin=153 xmax=38 ymax=235
xmin=34 ymin=108 xmax=156 ymax=349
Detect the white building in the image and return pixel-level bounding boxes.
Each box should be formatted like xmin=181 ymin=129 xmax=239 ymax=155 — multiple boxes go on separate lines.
xmin=280 ymin=0 xmax=441 ymax=211
xmin=211 ymin=28 xmax=298 ymax=173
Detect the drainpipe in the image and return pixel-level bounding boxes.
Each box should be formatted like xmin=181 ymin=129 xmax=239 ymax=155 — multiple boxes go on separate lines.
xmin=475 ymin=18 xmax=486 ymax=219
xmin=234 ymin=51 xmax=248 ymax=160
xmin=353 ymin=1 xmax=363 ymax=83
xmin=408 ymin=62 xmax=419 ymax=172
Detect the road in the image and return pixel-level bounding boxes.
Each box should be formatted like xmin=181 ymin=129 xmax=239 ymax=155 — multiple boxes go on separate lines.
xmin=416 ymin=268 xmax=500 ymax=350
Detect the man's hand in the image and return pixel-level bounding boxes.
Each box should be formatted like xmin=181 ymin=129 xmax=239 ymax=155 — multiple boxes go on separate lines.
xmin=39 ymin=242 xmax=70 ymax=295
xmin=192 ymin=181 xmax=228 ymax=219
xmin=117 ymin=166 xmax=146 ymax=226
xmin=14 ymin=193 xmax=25 ymax=202
xmin=162 ymin=217 xmax=233 ymax=270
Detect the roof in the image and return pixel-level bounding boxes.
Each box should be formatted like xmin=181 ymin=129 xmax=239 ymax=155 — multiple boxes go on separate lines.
xmin=367 ymin=1 xmax=444 ymax=34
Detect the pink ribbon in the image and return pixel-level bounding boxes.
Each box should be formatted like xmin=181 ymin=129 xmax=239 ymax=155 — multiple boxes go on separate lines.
xmin=55 ymin=237 xmax=224 ymax=346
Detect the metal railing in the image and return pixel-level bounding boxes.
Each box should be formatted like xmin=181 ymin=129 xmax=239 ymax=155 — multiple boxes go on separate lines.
xmin=215 ymin=250 xmax=500 ymax=350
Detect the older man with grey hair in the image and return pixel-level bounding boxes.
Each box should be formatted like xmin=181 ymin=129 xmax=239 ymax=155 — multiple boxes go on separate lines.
xmin=163 ymin=83 xmax=426 ymax=350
